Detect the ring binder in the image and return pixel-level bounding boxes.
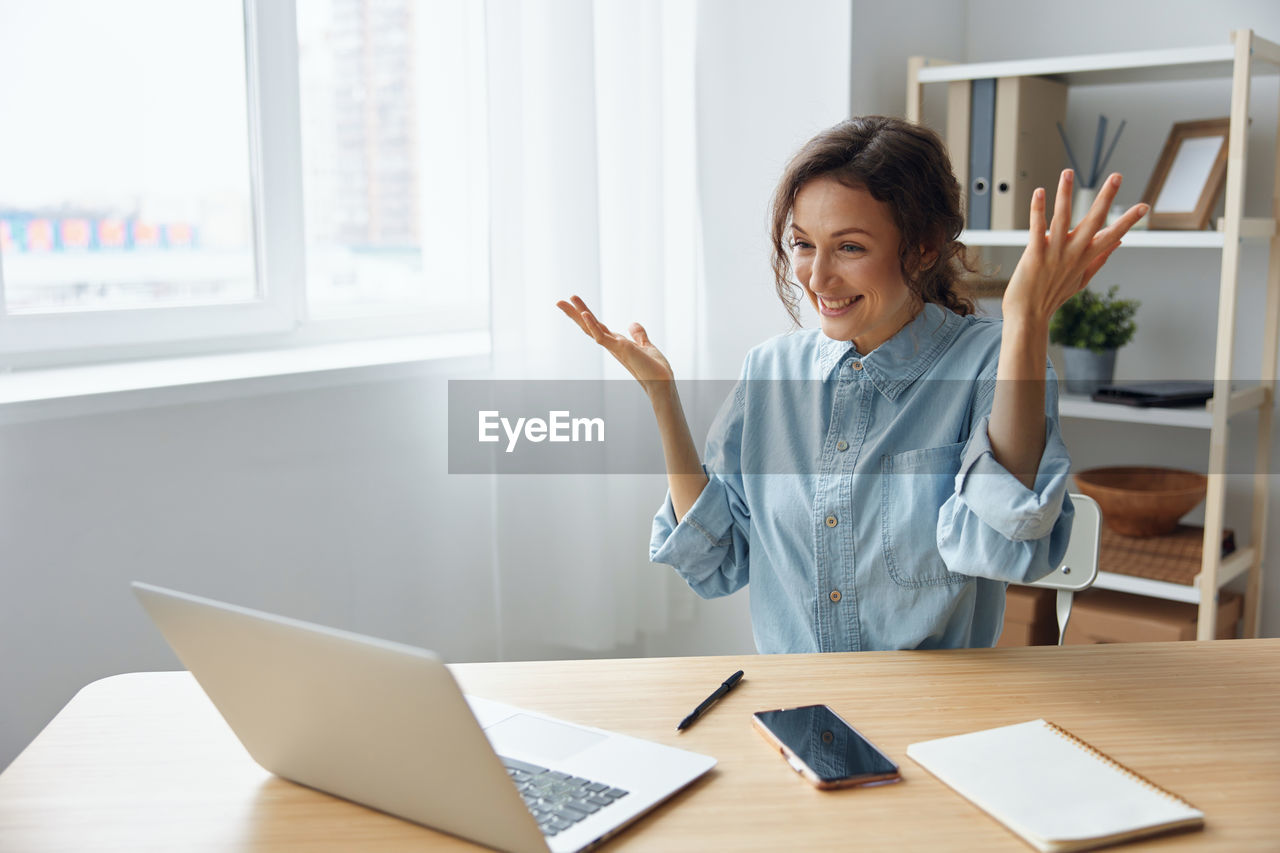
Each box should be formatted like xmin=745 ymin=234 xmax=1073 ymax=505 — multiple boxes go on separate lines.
xmin=992 ymin=76 xmax=1067 ymax=229
xmin=967 ymin=78 xmax=996 ymax=230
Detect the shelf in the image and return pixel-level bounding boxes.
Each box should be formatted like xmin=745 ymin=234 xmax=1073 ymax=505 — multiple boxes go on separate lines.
xmin=1092 ymin=546 xmax=1255 ymax=604
xmin=1085 ymin=521 xmax=1249 ymax=605
xmin=1059 ymin=385 xmax=1272 ymax=427
xmin=961 ymin=220 xmax=1275 ymax=248
xmin=912 ymin=30 xmax=1276 ymax=639
xmin=1093 ymin=571 xmax=1201 ymax=603
xmin=914 ymin=41 xmax=1280 ymax=87
xmin=1059 ymin=394 xmax=1212 ymax=428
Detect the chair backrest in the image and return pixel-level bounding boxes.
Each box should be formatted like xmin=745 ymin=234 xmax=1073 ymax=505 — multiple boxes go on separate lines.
xmin=1027 ymin=493 xmax=1100 ymax=593
xmin=1024 ymin=493 xmax=1101 ymax=646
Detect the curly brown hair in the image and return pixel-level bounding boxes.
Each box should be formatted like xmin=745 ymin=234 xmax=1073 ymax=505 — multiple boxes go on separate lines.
xmin=769 ymin=116 xmax=975 ymax=325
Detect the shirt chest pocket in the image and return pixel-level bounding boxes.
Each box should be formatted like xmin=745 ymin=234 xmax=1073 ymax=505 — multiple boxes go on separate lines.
xmin=880 ymin=441 xmax=969 ymax=588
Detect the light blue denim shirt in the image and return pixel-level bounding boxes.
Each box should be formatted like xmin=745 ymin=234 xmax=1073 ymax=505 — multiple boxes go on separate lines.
xmin=650 ymin=303 xmax=1074 ymax=653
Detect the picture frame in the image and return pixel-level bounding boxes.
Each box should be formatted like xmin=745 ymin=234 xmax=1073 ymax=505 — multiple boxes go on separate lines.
xmin=1140 ymin=118 xmax=1230 ymax=230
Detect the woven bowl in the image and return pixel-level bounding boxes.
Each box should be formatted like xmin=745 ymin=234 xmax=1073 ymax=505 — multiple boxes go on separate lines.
xmin=1073 ymin=466 xmax=1208 ymax=538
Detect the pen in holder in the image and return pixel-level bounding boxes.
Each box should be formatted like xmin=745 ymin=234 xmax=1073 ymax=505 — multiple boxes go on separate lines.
xmin=1057 ymin=115 xmax=1126 ymax=225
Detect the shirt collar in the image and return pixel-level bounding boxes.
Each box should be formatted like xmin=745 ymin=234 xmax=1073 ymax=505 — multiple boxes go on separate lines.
xmin=816 ymin=302 xmax=965 ymax=401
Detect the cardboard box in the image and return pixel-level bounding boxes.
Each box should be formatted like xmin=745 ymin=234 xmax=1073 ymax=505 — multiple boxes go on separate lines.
xmin=997 ymin=586 xmax=1059 ymax=647
xmin=1064 ymin=589 xmax=1242 ymax=644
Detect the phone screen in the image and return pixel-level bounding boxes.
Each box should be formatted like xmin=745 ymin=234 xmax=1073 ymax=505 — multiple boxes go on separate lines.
xmin=754 ymin=705 xmax=897 ymax=783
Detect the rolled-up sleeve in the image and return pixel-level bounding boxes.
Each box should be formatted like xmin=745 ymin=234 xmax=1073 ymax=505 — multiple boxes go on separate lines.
xmin=936 ymin=368 xmax=1074 ymax=585
xmin=649 ymin=381 xmax=751 ymax=598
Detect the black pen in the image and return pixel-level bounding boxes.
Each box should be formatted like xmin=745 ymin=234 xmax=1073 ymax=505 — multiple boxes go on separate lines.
xmin=677 ymin=670 xmax=744 ymax=731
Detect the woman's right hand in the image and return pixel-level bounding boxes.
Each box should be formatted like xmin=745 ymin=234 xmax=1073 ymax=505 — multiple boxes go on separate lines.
xmin=557 ymin=295 xmax=675 ymax=396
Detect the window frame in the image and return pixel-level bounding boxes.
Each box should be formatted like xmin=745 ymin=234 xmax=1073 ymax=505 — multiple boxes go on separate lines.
xmin=0 ymin=0 xmax=303 ymax=368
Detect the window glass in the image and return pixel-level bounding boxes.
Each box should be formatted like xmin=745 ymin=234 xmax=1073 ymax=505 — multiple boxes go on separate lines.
xmin=0 ymin=0 xmax=256 ymax=315
xmin=297 ymin=0 xmax=487 ymax=328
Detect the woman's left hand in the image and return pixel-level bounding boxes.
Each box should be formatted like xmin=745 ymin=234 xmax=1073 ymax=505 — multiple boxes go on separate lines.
xmin=1002 ymin=169 xmax=1148 ymax=327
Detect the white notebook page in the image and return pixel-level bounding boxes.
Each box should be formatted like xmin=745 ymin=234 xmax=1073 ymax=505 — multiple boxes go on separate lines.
xmin=907 ymin=719 xmax=1203 ymax=851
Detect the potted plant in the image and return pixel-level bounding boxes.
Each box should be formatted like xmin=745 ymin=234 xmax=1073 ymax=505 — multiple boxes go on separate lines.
xmin=1049 ymin=285 xmax=1139 ymax=395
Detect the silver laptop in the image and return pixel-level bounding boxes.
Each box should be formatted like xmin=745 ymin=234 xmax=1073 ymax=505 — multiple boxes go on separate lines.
xmin=132 ymin=582 xmax=716 ymax=853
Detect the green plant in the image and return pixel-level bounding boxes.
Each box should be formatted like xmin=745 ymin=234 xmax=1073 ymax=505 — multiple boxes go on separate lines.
xmin=1049 ymin=285 xmax=1139 ymax=353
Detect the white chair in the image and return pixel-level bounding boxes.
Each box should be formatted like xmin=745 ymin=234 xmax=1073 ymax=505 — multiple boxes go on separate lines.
xmin=1024 ymin=493 xmax=1101 ymax=645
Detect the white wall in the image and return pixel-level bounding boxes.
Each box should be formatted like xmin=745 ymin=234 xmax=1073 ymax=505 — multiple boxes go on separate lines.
xmin=849 ymin=0 xmax=967 ymax=118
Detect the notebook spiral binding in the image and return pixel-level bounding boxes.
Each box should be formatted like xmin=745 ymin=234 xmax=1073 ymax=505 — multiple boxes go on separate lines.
xmin=1043 ymin=721 xmax=1200 ymax=811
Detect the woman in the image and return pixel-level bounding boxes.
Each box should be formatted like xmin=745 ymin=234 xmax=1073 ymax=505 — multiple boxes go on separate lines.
xmin=558 ymin=116 xmax=1147 ymax=653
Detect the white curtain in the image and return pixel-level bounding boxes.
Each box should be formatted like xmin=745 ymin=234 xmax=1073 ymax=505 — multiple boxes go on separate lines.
xmin=483 ymin=0 xmax=701 ymax=655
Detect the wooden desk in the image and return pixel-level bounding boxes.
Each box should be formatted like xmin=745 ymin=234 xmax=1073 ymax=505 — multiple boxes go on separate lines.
xmin=2 ymin=640 xmax=1277 ymax=851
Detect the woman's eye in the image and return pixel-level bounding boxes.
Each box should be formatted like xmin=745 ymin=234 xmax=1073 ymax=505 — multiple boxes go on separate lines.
xmin=790 ymin=239 xmax=812 ymax=250
xmin=840 ymin=243 xmax=864 ymax=253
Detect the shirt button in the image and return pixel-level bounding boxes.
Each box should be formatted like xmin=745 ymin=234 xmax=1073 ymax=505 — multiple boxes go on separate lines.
xmin=829 ymin=590 xmax=842 ymax=603
xmin=825 ymin=515 xmax=838 ymax=528
xmin=836 ymin=440 xmax=849 ymax=452
xmin=851 ymin=360 xmax=863 ymax=371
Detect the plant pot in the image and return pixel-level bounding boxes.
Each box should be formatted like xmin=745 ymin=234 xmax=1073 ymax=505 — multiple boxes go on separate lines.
xmin=1060 ymin=346 xmax=1116 ymax=396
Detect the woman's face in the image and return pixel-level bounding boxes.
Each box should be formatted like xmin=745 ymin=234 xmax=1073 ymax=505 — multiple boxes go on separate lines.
xmin=790 ymin=177 xmax=922 ymax=353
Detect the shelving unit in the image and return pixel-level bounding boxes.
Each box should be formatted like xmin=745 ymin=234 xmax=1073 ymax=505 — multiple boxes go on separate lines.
xmin=908 ymin=31 xmax=1280 ymax=640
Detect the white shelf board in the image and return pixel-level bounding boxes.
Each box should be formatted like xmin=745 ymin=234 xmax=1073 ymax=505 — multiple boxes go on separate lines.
xmin=959 ymin=227 xmax=1272 ymax=249
xmin=1091 ymin=546 xmax=1254 ymax=605
xmin=915 ymin=44 xmax=1244 ymax=86
xmin=1093 ymin=571 xmax=1200 ymax=603
xmin=1058 ymin=394 xmax=1212 ymax=428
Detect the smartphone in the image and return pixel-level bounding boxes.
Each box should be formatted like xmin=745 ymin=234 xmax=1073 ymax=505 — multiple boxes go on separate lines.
xmin=752 ymin=704 xmax=901 ymax=789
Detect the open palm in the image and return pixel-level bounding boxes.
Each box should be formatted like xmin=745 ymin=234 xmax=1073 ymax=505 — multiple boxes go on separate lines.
xmin=556 ymin=295 xmax=674 ymax=394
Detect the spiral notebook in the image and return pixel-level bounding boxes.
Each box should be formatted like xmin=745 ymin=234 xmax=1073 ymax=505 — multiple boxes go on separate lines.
xmin=907 ymin=719 xmax=1204 ymax=852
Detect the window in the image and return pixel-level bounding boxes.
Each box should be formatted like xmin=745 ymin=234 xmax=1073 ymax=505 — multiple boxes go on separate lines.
xmin=0 ymin=0 xmax=488 ymax=368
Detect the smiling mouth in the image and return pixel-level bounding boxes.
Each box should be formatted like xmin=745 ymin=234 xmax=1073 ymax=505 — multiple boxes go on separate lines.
xmin=820 ymin=295 xmax=862 ymax=314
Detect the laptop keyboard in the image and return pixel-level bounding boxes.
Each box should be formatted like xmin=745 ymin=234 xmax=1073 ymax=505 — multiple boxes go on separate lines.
xmin=501 ymin=756 xmax=629 ymax=837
